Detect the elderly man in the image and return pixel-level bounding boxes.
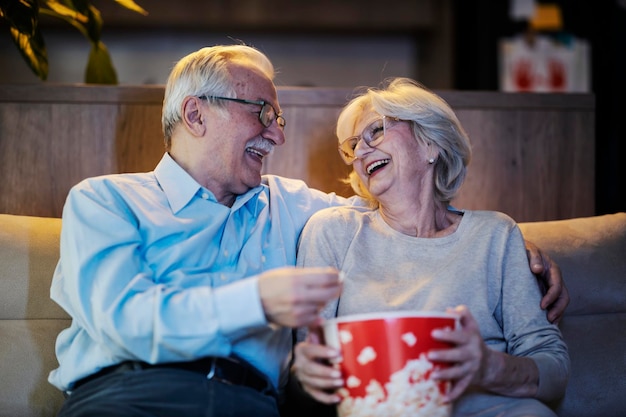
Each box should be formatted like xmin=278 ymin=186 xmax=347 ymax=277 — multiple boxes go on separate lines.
xmin=49 ymin=45 xmax=567 ymax=417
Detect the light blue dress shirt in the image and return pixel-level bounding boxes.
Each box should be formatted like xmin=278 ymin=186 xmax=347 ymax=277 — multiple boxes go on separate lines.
xmin=49 ymin=153 xmax=351 ymax=393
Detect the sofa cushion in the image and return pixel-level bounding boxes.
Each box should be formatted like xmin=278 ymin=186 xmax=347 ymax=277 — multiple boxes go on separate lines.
xmin=0 ymin=319 xmax=69 ymax=416
xmin=519 ymin=213 xmax=626 ymax=417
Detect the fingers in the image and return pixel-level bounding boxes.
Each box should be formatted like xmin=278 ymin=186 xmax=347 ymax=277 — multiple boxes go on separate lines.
xmin=537 ymin=258 xmax=570 ymax=323
xmin=524 ymin=240 xmax=546 ymax=273
xmin=525 ymin=241 xmax=570 ymax=324
xmin=546 ymin=280 xmax=570 ymax=324
xmin=444 ymin=375 xmax=472 ymax=403
xmin=429 ymin=305 xmax=485 ymax=402
xmin=297 ymin=273 xmax=343 ymax=305
xmin=537 ymin=254 xmax=559 ymax=305
xmin=306 ymin=385 xmax=343 ymax=404
xmin=540 ymin=275 xmax=561 ymax=310
xmin=307 ymin=326 xmax=323 ymax=344
xmin=429 ymin=338 xmax=477 ymax=402
xmin=259 ymin=267 xmax=342 ymax=327
xmin=293 ymin=342 xmax=343 ymax=404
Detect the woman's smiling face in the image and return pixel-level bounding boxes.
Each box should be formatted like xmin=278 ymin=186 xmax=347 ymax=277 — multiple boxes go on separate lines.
xmin=351 ymin=113 xmax=433 ymax=202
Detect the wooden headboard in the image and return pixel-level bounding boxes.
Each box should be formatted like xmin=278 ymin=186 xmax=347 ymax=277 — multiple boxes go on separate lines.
xmin=0 ymin=84 xmax=594 ymax=221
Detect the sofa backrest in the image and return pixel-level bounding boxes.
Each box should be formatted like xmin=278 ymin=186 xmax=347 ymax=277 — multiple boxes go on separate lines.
xmin=0 ymin=214 xmax=67 ymax=417
xmin=1 ymin=212 xmax=625 ymax=417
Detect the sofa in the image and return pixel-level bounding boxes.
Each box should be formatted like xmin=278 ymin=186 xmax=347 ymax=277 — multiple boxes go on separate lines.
xmin=1 ymin=212 xmax=625 ymax=417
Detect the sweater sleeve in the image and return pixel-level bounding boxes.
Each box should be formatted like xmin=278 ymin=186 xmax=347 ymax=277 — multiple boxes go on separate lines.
xmin=296 ymin=207 xmax=356 ymax=271
xmin=500 ymin=223 xmax=570 ymax=402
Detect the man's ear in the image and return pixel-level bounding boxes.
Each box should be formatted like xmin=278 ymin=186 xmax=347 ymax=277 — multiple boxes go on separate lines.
xmin=181 ymin=96 xmax=206 ymax=136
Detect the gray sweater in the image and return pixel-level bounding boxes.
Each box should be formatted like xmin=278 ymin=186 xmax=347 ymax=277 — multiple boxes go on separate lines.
xmin=296 ymin=207 xmax=569 ymax=412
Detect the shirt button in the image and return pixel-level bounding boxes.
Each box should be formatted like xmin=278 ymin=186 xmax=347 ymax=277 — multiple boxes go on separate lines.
xmin=261 ymin=255 xmax=266 ymax=263
xmin=223 ymin=250 xmax=229 ymax=257
xmin=220 ymin=274 xmax=227 ymax=281
xmin=201 ymin=192 xmax=209 ymax=200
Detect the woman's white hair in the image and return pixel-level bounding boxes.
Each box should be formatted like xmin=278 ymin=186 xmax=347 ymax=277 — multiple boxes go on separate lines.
xmin=336 ymin=77 xmax=472 ymax=206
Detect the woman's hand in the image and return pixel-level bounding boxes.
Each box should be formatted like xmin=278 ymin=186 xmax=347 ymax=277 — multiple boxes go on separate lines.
xmin=428 ymin=305 xmax=488 ymax=402
xmin=291 ymin=327 xmax=344 ymax=404
xmin=429 ymin=305 xmax=540 ymax=402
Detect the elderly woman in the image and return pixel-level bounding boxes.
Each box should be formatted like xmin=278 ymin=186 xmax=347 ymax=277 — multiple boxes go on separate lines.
xmin=292 ymin=78 xmax=569 ymax=417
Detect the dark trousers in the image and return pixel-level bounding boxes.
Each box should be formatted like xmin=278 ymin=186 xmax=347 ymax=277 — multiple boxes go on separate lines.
xmin=280 ymin=374 xmax=337 ymax=417
xmin=57 ymin=366 xmax=280 ymax=417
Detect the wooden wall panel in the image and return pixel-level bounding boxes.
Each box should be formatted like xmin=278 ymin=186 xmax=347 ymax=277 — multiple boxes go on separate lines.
xmin=0 ymin=85 xmax=164 ymax=217
xmin=0 ymin=85 xmax=594 ymax=222
xmin=264 ymin=89 xmax=353 ymax=197
xmin=451 ymin=100 xmax=595 ymax=221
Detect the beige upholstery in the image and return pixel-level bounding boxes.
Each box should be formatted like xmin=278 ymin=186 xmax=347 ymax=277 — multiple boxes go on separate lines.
xmin=518 ymin=213 xmax=626 ymax=416
xmin=0 ymin=213 xmax=624 ymax=417
xmin=0 ymin=215 xmax=67 ymax=417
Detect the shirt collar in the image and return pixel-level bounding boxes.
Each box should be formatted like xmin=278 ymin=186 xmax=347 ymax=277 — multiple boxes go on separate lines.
xmin=154 ymin=153 xmax=267 ymax=214
xmin=154 ymin=153 xmax=204 ymax=214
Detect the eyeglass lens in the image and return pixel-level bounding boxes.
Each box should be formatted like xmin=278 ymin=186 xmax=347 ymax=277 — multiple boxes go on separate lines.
xmin=260 ymin=103 xmax=286 ymax=128
xmin=339 ymin=118 xmax=387 ymax=164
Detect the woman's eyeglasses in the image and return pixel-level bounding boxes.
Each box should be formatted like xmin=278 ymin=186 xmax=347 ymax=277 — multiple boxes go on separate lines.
xmin=338 ymin=115 xmax=401 ymax=164
xmin=199 ymin=96 xmax=286 ymax=129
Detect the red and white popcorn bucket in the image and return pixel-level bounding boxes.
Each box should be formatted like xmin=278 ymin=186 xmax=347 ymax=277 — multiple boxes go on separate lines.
xmin=323 ymin=311 xmax=458 ymax=417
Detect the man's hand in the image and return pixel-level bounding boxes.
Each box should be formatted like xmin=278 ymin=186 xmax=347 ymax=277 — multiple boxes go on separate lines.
xmin=258 ymin=266 xmax=342 ymax=328
xmin=525 ymin=240 xmax=570 ymax=324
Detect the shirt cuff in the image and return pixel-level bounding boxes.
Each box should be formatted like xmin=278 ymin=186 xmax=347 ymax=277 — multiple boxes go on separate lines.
xmin=214 ymin=276 xmax=267 ymax=337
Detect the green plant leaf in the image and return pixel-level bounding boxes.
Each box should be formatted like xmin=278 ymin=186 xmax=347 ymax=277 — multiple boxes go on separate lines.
xmin=0 ymin=0 xmax=37 ymax=31
xmin=66 ymin=0 xmax=102 ymax=42
xmin=1 ymin=0 xmax=148 ymax=83
xmin=113 ymin=0 xmax=148 ymax=16
xmin=84 ymin=4 xmax=103 ymax=44
xmin=43 ymin=0 xmax=88 ymax=24
xmin=9 ymin=26 xmax=48 ymax=80
xmin=85 ymin=41 xmax=117 ymax=84
xmin=1 ymin=0 xmax=49 ymax=80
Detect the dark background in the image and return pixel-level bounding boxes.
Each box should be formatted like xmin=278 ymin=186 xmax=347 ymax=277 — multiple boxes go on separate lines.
xmin=1 ymin=0 xmax=623 ymax=215
xmin=453 ymin=0 xmax=626 ymax=215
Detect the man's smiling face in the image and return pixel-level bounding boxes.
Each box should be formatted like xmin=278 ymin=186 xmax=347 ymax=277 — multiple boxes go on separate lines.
xmin=199 ymin=63 xmax=285 ymax=205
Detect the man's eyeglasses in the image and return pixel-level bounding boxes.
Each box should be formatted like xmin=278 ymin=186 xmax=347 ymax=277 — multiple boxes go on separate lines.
xmin=338 ymin=115 xmax=401 ymax=164
xmin=199 ymin=96 xmax=286 ymax=129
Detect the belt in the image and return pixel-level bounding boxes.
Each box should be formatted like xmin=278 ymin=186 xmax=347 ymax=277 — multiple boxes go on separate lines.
xmin=72 ymin=356 xmax=275 ymax=397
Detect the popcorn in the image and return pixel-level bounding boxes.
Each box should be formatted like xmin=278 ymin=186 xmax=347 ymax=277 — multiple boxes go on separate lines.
xmin=339 ymin=330 xmax=353 ymax=344
xmin=346 ymin=375 xmax=362 ymax=388
xmin=356 ymin=346 xmax=377 ymax=365
xmin=401 ymin=332 xmax=417 ymax=347
xmin=326 ymin=313 xmax=457 ymax=417
xmin=338 ymin=353 xmax=449 ymax=417
xmin=337 ymin=387 xmax=351 ymax=398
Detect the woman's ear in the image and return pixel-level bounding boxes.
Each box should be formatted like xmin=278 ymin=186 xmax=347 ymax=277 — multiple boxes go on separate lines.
xmin=181 ymin=96 xmax=206 ymax=136
xmin=427 ymin=142 xmax=438 ymax=164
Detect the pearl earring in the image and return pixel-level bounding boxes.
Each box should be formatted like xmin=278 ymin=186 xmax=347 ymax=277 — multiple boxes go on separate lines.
xmin=428 ymin=158 xmax=435 ymax=164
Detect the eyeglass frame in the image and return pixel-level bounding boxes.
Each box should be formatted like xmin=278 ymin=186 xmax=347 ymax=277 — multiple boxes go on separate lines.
xmin=338 ymin=115 xmax=402 ymax=165
xmin=198 ymin=96 xmax=286 ymax=129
